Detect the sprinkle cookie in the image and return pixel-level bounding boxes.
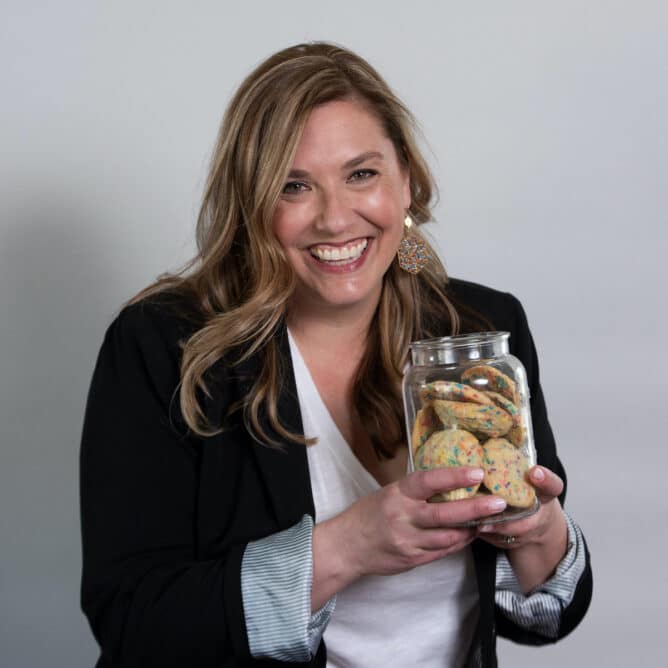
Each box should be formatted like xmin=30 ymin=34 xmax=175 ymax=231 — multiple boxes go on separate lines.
xmin=431 ymin=399 xmax=513 ymax=438
xmin=414 ymin=429 xmax=483 ymax=501
xmin=507 ymin=424 xmax=527 ymax=447
xmin=483 ymin=391 xmax=520 ymax=422
xmin=411 ymin=405 xmax=440 ymax=455
xmin=462 ymin=365 xmax=519 ymax=404
xmin=420 ymin=381 xmax=493 ymax=406
xmin=481 ymin=438 xmax=536 ymax=508
xmin=482 ymin=391 xmax=526 ymax=447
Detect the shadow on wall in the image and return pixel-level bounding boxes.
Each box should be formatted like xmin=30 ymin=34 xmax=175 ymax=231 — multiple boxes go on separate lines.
xmin=0 ymin=192 xmax=123 ymax=666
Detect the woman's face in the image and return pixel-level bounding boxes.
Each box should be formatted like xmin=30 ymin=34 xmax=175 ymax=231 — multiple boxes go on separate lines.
xmin=272 ymin=98 xmax=411 ymax=318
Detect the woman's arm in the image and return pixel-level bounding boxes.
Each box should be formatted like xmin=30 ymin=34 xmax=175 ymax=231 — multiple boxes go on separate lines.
xmin=80 ymin=303 xmax=251 ymax=667
xmin=310 ymin=467 xmax=509 ymax=610
xmin=480 ymin=466 xmax=568 ymax=593
xmin=483 ymin=292 xmax=593 ymax=642
xmin=495 ymin=511 xmax=589 ymax=639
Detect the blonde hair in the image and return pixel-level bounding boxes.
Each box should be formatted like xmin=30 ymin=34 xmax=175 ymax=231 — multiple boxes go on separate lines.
xmin=130 ymin=42 xmax=464 ymax=456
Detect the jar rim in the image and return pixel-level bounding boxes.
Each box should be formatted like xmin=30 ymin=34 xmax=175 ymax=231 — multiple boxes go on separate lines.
xmin=410 ymin=331 xmax=510 ymax=351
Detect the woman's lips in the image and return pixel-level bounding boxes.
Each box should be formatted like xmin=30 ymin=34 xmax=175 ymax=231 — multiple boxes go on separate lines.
xmin=306 ymin=238 xmax=372 ymax=273
xmin=309 ymin=238 xmax=368 ymax=262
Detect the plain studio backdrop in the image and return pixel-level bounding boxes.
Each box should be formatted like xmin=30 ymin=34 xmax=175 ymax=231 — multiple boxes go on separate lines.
xmin=1 ymin=1 xmax=666 ymax=666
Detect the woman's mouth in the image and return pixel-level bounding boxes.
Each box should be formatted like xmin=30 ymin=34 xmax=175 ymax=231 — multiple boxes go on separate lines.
xmin=309 ymin=239 xmax=368 ymax=264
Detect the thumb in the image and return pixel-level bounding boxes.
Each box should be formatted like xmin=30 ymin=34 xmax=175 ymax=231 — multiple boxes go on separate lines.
xmin=529 ymin=466 xmax=563 ymax=503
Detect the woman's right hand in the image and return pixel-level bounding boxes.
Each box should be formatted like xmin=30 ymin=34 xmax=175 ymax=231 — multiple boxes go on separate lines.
xmin=311 ymin=467 xmax=507 ymax=610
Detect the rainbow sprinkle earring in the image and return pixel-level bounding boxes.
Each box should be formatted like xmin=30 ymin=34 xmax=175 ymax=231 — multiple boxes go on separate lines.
xmin=397 ymin=214 xmax=428 ymax=274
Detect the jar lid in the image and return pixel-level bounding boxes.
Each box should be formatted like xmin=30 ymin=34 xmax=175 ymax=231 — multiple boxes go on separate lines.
xmin=409 ymin=331 xmax=510 ymax=366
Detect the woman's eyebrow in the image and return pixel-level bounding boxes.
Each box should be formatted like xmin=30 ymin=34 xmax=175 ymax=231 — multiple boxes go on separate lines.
xmin=343 ymin=151 xmax=384 ymax=169
xmin=287 ymin=151 xmax=385 ymax=179
xmin=287 ymin=168 xmax=310 ymax=178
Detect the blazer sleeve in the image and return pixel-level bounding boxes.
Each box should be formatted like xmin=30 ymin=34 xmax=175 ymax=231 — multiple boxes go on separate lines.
xmin=494 ymin=292 xmax=593 ymax=644
xmin=79 ymin=303 xmax=252 ymax=667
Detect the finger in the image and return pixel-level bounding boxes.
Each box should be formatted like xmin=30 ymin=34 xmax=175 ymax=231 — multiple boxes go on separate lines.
xmin=401 ymin=467 xmax=484 ymax=501
xmin=419 ymin=530 xmax=481 ymax=562
xmin=419 ymin=544 xmax=475 ymax=565
xmin=478 ymin=511 xmax=538 ymax=536
xmin=419 ymin=527 xmax=477 ymax=551
xmin=477 ymin=532 xmax=523 ymax=549
xmin=529 ymin=466 xmax=563 ymax=502
xmin=415 ymin=493 xmax=507 ymax=529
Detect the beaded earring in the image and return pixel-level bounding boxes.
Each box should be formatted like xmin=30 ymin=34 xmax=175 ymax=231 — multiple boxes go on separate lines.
xmin=396 ymin=214 xmax=428 ymax=274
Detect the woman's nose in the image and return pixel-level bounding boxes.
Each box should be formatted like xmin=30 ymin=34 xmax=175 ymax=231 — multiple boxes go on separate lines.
xmin=314 ymin=187 xmax=353 ymax=234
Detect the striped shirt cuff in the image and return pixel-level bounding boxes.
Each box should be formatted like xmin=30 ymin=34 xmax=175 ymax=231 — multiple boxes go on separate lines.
xmin=495 ymin=512 xmax=586 ymax=639
xmin=241 ymin=514 xmax=336 ymax=661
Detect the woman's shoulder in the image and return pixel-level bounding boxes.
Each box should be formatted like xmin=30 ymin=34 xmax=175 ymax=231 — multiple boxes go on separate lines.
xmin=103 ymin=290 xmax=205 ymax=365
xmin=118 ymin=290 xmax=204 ymax=334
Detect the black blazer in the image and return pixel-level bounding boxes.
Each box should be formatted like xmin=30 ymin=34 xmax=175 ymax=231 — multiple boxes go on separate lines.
xmin=80 ymin=278 xmax=592 ymax=667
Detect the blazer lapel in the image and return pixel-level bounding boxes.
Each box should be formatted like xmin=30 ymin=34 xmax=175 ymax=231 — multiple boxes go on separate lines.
xmin=233 ymin=324 xmax=316 ymax=529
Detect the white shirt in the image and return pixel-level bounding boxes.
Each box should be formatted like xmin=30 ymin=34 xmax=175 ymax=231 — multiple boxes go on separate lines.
xmin=289 ymin=330 xmax=480 ymax=667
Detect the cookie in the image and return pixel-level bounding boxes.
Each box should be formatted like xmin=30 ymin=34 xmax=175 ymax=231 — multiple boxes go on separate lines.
xmin=481 ymin=438 xmax=536 ymax=508
xmin=420 ymin=381 xmax=493 ymax=406
xmin=482 ymin=391 xmax=528 ymax=446
xmin=431 ymin=399 xmax=513 ymax=438
xmin=414 ymin=429 xmax=483 ymax=501
xmin=507 ymin=424 xmax=527 ymax=447
xmin=411 ymin=404 xmax=440 ymax=455
xmin=461 ymin=365 xmax=519 ymax=404
xmin=483 ymin=391 xmax=520 ymax=422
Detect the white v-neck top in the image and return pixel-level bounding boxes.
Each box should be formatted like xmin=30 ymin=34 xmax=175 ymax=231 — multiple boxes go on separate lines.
xmin=288 ymin=331 xmax=479 ymax=667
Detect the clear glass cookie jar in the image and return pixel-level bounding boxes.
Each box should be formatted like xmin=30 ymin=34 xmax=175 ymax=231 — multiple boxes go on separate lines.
xmin=402 ymin=332 xmax=540 ymax=525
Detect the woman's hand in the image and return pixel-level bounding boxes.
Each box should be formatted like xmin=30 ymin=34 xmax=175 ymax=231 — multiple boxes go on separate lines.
xmin=476 ymin=465 xmax=569 ymax=593
xmin=311 ymin=466 xmax=507 ymax=610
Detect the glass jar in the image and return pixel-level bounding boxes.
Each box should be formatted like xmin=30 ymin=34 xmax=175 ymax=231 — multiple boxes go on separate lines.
xmin=403 ymin=332 xmax=539 ymax=525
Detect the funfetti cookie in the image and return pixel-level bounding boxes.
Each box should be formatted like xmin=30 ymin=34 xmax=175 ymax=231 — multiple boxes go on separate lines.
xmin=461 ymin=365 xmax=519 ymax=404
xmin=507 ymin=424 xmax=527 ymax=447
xmin=483 ymin=391 xmax=520 ymax=422
xmin=482 ymin=391 xmax=528 ymax=447
xmin=420 ymin=381 xmax=493 ymax=406
xmin=481 ymin=438 xmax=536 ymax=508
xmin=414 ymin=429 xmax=483 ymax=501
xmin=411 ymin=404 xmax=440 ymax=455
xmin=431 ymin=399 xmax=513 ymax=438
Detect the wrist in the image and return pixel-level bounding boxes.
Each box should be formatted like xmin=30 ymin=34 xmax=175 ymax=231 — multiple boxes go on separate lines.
xmin=536 ymin=501 xmax=568 ymax=551
xmin=311 ymin=513 xmax=363 ymax=609
xmin=507 ymin=504 xmax=568 ymax=593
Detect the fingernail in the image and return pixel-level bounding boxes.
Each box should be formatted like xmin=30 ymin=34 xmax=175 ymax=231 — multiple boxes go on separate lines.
xmin=488 ymin=498 xmax=506 ymax=512
xmin=469 ymin=468 xmax=484 ymax=482
xmin=532 ymin=467 xmax=545 ymax=482
xmin=478 ymin=524 xmax=494 ymax=533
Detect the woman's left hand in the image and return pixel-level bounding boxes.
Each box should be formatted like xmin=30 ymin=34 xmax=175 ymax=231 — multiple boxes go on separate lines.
xmin=476 ymin=465 xmax=569 ymax=592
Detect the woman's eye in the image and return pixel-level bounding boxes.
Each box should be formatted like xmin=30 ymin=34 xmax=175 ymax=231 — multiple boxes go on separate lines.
xmin=282 ymin=181 xmax=308 ymax=195
xmin=348 ymin=169 xmax=378 ymax=182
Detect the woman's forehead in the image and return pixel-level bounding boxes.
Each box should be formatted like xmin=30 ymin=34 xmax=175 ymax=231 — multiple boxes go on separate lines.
xmin=290 ymin=99 xmax=399 ymax=170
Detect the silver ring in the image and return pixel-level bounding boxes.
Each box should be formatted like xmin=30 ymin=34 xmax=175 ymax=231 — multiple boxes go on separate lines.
xmin=502 ymin=535 xmax=518 ymax=545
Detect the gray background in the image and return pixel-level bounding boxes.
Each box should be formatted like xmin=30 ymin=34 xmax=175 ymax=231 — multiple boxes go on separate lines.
xmin=2 ymin=1 xmax=666 ymax=666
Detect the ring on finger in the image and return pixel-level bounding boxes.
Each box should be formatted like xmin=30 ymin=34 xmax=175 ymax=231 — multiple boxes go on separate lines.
xmin=501 ymin=535 xmax=518 ymax=545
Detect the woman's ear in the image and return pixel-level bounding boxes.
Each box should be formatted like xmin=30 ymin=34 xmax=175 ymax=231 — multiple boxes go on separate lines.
xmin=399 ymin=145 xmax=412 ymax=209
xmin=402 ymin=169 xmax=411 ymax=210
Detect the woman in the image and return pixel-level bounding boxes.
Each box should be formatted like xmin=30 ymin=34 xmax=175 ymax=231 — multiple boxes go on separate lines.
xmin=80 ymin=42 xmax=592 ymax=667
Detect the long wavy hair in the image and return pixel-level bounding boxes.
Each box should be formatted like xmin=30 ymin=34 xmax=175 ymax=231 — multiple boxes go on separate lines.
xmin=130 ymin=42 xmax=467 ymax=457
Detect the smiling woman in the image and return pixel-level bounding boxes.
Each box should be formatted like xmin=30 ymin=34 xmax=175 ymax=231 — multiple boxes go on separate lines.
xmin=79 ymin=42 xmax=592 ymax=667
xmin=273 ymin=100 xmax=409 ymax=317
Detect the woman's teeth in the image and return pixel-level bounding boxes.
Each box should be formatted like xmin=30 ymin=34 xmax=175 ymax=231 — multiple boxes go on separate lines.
xmin=310 ymin=239 xmax=368 ymax=262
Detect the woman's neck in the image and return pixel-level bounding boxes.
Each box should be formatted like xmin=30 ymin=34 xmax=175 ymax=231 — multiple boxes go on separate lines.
xmin=286 ymin=300 xmax=376 ymax=363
